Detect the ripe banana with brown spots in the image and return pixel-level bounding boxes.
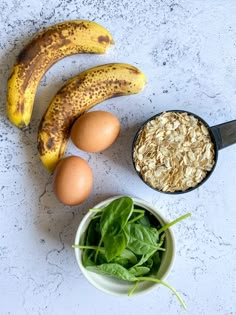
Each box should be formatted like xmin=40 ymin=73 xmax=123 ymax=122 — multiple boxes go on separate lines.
xmin=37 ymin=63 xmax=146 ymax=172
xmin=7 ymin=20 xmax=114 ymax=128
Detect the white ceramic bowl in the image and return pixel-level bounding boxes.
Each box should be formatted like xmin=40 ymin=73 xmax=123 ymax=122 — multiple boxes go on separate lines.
xmin=74 ymin=196 xmax=175 ymax=296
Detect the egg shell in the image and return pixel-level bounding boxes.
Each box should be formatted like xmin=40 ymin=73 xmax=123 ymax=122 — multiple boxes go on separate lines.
xmin=70 ymin=110 xmax=120 ymax=152
xmin=53 ymin=156 xmax=93 ymax=206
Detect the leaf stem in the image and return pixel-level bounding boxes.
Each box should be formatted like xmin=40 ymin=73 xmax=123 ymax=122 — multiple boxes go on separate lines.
xmin=157 ymin=247 xmax=166 ymax=252
xmin=128 ymin=281 xmax=139 ymax=296
xmin=158 ymin=213 xmax=191 ymax=235
xmin=137 ymin=277 xmax=186 ymax=309
xmin=95 ymin=237 xmax=103 ymax=262
xmin=128 ymin=213 xmax=144 ymax=224
xmin=89 ymin=208 xmax=103 ymax=213
xmin=91 ymin=214 xmax=102 ymax=220
xmin=133 ymin=209 xmax=145 ymax=214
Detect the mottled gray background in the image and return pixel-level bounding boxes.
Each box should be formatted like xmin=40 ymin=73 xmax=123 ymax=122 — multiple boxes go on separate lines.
xmin=0 ymin=1 xmax=236 ymax=314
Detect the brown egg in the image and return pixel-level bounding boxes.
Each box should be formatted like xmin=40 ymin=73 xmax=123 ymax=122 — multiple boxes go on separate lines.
xmin=53 ymin=156 xmax=93 ymax=206
xmin=70 ymin=111 xmax=120 ymax=152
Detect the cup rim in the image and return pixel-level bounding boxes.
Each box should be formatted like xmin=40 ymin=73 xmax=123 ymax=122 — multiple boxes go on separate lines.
xmin=132 ymin=110 xmax=218 ymax=194
xmin=74 ymin=195 xmax=176 ymax=297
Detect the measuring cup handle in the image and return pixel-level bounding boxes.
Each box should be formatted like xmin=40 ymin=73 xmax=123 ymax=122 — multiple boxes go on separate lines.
xmin=210 ymin=119 xmax=236 ymax=150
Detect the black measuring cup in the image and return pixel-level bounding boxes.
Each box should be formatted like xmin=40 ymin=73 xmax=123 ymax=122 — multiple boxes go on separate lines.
xmin=132 ymin=110 xmax=236 ymax=194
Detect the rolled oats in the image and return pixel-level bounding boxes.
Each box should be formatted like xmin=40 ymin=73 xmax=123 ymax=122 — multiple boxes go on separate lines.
xmin=133 ymin=112 xmax=215 ymax=192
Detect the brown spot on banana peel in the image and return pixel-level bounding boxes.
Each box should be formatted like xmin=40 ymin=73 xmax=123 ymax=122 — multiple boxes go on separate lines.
xmin=37 ymin=139 xmax=45 ymax=156
xmin=112 ymin=92 xmax=127 ymax=97
xmin=17 ymin=36 xmax=72 ymax=65
xmin=16 ymin=99 xmax=25 ymax=115
xmin=47 ymin=138 xmax=54 ymax=150
xmin=127 ymin=67 xmax=141 ymax=75
xmin=37 ymin=63 xmax=146 ymax=172
xmin=98 ymin=35 xmax=113 ymax=44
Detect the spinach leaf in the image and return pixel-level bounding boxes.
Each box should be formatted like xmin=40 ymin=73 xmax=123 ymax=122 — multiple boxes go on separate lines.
xmin=138 ymin=214 xmax=151 ymax=227
xmin=112 ymin=248 xmax=138 ymax=266
xmin=111 ymin=256 xmax=130 ymax=267
xmin=82 ymin=219 xmax=101 ymax=267
xmin=86 ymin=218 xmax=101 ymax=246
xmin=96 ymin=252 xmax=107 ymax=265
xmin=103 ymin=224 xmax=129 ymax=261
xmin=134 ymin=248 xmax=157 ymax=267
xmin=83 ymin=250 xmax=96 ymax=267
xmin=145 ymin=257 xmax=153 ymax=269
xmin=129 ymin=266 xmax=150 ymax=276
xmin=100 ymin=196 xmax=133 ymax=237
xmin=127 ymin=223 xmax=159 ymax=255
xmin=150 ymin=251 xmax=162 ymax=274
xmin=99 ymin=197 xmax=133 ymax=260
xmin=86 ymin=263 xmax=137 ymax=282
xmin=119 ymin=248 xmax=138 ymax=265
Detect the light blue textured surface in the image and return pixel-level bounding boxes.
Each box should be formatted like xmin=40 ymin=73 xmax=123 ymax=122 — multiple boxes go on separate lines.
xmin=0 ymin=1 xmax=236 ymax=314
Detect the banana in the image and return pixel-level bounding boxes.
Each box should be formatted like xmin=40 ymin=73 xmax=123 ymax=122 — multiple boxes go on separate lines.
xmin=37 ymin=63 xmax=146 ymax=172
xmin=7 ymin=20 xmax=114 ymax=128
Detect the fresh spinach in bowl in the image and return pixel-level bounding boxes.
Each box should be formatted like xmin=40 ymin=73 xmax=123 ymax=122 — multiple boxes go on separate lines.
xmin=73 ymin=196 xmax=191 ymax=309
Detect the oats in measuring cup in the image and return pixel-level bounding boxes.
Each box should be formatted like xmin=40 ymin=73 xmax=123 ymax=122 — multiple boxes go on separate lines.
xmin=133 ymin=112 xmax=215 ymax=192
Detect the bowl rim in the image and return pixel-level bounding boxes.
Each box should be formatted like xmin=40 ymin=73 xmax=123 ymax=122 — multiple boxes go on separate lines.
xmin=131 ymin=109 xmax=218 ymax=194
xmin=74 ymin=195 xmax=176 ymax=297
